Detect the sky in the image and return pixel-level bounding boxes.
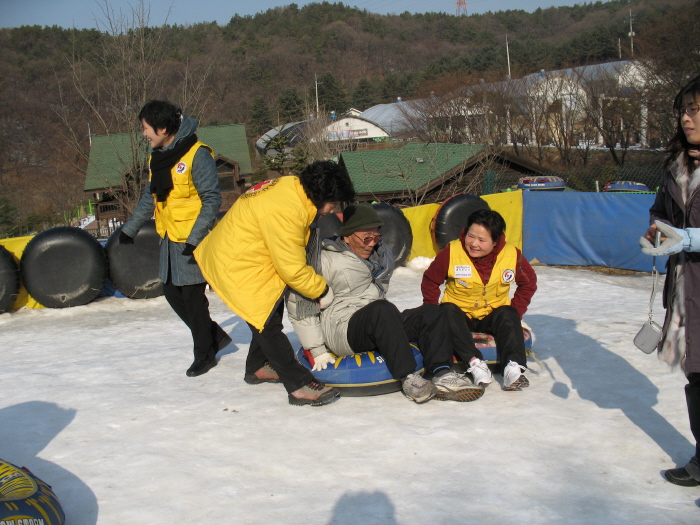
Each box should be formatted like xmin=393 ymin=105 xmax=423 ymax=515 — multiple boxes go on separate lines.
xmin=2 ymin=262 xmax=700 ymax=523
xmin=1 ymin=0 xmax=590 ymax=29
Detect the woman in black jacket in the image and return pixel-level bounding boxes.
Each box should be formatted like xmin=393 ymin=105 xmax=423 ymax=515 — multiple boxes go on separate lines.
xmin=642 ymin=75 xmax=700 ymax=487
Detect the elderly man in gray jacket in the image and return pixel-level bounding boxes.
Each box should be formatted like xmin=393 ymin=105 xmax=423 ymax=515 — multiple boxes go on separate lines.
xmin=288 ymin=203 xmax=484 ymax=403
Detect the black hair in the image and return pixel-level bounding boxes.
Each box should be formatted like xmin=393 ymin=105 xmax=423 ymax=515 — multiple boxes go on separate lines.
xmin=666 ymin=75 xmax=700 ymax=172
xmin=138 ymin=100 xmax=182 ymax=137
xmin=298 ymin=160 xmax=356 ymax=208
xmin=466 ymin=209 xmax=506 ymax=242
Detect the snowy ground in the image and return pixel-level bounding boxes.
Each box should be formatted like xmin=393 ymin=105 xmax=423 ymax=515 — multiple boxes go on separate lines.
xmin=1 ymin=263 xmax=699 ymax=524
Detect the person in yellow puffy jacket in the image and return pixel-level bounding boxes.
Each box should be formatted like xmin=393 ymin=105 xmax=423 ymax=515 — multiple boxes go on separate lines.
xmin=121 ymin=100 xmax=227 ymax=379
xmin=195 ymin=161 xmax=355 ymax=406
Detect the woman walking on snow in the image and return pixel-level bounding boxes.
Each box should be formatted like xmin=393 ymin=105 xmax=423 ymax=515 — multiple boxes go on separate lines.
xmin=641 ymin=75 xmax=700 ymax=487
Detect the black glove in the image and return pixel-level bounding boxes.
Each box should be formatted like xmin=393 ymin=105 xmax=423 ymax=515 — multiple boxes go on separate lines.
xmin=119 ymin=231 xmax=134 ymax=245
xmin=182 ymin=243 xmax=196 ymax=256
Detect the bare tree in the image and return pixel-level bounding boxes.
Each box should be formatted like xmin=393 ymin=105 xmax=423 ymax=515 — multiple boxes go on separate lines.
xmin=578 ymin=64 xmax=643 ymax=166
xmin=54 ymin=0 xmax=212 ymax=216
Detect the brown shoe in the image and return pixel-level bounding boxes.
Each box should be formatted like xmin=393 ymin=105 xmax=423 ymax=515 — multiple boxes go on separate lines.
xmin=244 ymin=363 xmax=281 ymax=385
xmin=288 ymin=379 xmax=340 ymax=406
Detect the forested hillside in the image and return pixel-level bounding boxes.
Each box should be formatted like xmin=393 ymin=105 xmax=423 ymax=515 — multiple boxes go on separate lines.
xmin=0 ymin=0 xmax=697 ymax=235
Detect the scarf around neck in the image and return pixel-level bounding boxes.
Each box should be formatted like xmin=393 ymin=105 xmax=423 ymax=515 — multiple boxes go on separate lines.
xmin=149 ymin=133 xmax=198 ymax=202
xmin=290 ymin=222 xmax=322 ymax=320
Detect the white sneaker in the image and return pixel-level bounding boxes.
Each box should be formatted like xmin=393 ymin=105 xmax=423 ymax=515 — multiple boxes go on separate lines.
xmin=467 ymin=358 xmax=493 ymax=387
xmin=502 ymin=360 xmax=529 ymax=391
xmin=432 ymin=371 xmax=484 ymax=402
xmin=402 ymin=373 xmax=437 ymax=404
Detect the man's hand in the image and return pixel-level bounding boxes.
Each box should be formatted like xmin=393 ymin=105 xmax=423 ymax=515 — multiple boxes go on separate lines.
xmin=312 ymin=352 xmax=336 ymax=371
xmin=119 ymin=231 xmax=134 ymax=245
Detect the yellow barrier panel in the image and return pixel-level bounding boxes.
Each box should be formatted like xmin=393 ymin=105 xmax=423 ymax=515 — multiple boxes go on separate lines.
xmin=482 ymin=190 xmax=523 ymax=250
xmin=0 ymin=235 xmax=44 ymax=310
xmin=403 ymin=203 xmax=440 ymax=261
xmin=402 ymin=191 xmax=524 ymax=262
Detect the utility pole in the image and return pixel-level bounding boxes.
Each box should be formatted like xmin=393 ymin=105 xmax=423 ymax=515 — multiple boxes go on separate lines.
xmin=314 ymin=74 xmax=322 ymax=119
xmin=505 ymin=34 xmax=512 ymax=80
xmin=626 ymin=8 xmax=635 ymax=57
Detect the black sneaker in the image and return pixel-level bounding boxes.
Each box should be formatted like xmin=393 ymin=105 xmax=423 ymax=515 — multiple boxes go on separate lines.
xmin=186 ymin=354 xmax=217 ymax=377
xmin=664 ymin=467 xmax=700 ymax=487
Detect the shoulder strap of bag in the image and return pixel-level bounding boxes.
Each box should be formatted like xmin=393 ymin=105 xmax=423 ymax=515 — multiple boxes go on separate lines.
xmin=648 ymin=256 xmax=658 ymax=323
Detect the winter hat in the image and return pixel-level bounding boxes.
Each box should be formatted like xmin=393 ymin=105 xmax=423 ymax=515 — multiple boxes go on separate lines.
xmin=340 ymin=203 xmax=383 ymax=237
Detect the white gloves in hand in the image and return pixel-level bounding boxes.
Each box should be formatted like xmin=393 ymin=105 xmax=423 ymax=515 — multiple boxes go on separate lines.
xmin=318 ymin=287 xmax=334 ymax=310
xmin=312 ymin=352 xmax=336 ymax=371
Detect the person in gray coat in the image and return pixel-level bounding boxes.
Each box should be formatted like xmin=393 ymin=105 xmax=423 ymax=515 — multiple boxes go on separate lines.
xmin=288 ymin=203 xmax=484 ymax=403
xmin=120 ymin=100 xmax=228 ymax=378
xmin=641 ymin=75 xmax=700 ymax=487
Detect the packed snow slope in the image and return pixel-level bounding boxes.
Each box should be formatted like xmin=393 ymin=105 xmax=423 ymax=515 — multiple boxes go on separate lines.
xmin=1 ymin=263 xmax=698 ymax=524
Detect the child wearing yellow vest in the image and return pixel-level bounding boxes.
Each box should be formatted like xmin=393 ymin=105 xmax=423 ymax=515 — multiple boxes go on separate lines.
xmin=421 ymin=209 xmax=537 ymax=391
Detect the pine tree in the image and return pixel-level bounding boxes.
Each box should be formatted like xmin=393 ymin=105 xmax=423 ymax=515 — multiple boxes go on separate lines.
xmin=277 ymin=87 xmax=305 ymax=123
xmin=249 ymin=96 xmax=274 ymax=137
xmin=311 ymin=72 xmax=347 ymax=114
xmin=351 ymin=78 xmax=375 ymax=111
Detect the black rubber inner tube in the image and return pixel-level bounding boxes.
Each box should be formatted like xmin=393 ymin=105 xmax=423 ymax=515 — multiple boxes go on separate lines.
xmin=20 ymin=226 xmax=108 ymax=308
xmin=372 ymin=203 xmax=413 ymax=267
xmin=105 ymin=220 xmax=163 ymax=299
xmin=0 ymin=244 xmax=20 ymax=313
xmin=431 ymin=194 xmax=490 ymax=250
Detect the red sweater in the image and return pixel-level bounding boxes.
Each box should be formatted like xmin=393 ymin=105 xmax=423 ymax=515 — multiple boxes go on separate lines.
xmin=421 ymin=230 xmax=537 ymax=319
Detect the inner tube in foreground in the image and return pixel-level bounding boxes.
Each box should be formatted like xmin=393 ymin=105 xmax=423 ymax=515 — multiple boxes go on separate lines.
xmin=431 ymin=194 xmax=490 ymax=250
xmin=0 ymin=245 xmax=20 ymax=313
xmin=0 ymin=458 xmax=65 ymax=524
xmin=297 ymin=344 xmax=424 ymax=397
xmin=20 ymin=227 xmax=108 ymax=308
xmin=105 ymin=221 xmax=163 ymax=299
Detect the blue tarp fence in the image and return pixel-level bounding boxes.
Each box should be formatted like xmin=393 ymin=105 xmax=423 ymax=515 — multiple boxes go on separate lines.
xmin=522 ymin=192 xmax=668 ymax=273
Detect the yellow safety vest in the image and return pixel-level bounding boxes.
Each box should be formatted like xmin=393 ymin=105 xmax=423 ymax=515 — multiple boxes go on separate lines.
xmin=151 ymin=141 xmax=213 ymax=243
xmin=442 ymin=240 xmax=518 ymax=320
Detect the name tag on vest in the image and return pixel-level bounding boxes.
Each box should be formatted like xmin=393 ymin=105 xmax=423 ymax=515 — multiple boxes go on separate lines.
xmin=454 ymin=265 xmax=472 ymax=278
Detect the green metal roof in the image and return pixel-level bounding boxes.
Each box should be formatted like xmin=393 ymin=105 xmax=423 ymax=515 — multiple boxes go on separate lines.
xmin=84 ymin=124 xmax=252 ymax=192
xmin=340 ymin=143 xmax=487 ymax=194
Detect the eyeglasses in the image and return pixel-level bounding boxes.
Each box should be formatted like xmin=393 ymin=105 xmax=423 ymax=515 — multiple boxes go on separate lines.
xmin=353 ymin=233 xmax=382 ymax=245
xmin=677 ymin=104 xmax=700 ymax=118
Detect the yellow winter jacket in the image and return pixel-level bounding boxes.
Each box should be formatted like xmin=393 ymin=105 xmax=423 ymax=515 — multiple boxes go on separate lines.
xmin=195 ymin=176 xmax=327 ymax=331
xmin=442 ymin=240 xmax=518 ymax=320
xmin=152 ymin=141 xmax=213 ymax=243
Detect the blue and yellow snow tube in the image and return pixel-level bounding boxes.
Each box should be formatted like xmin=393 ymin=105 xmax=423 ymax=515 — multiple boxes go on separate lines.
xmin=297 ymin=344 xmax=424 ymax=397
xmin=602 ymin=180 xmax=652 ymax=193
xmin=469 ymin=328 xmax=533 ymax=364
xmin=0 ymin=459 xmax=65 ymax=524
